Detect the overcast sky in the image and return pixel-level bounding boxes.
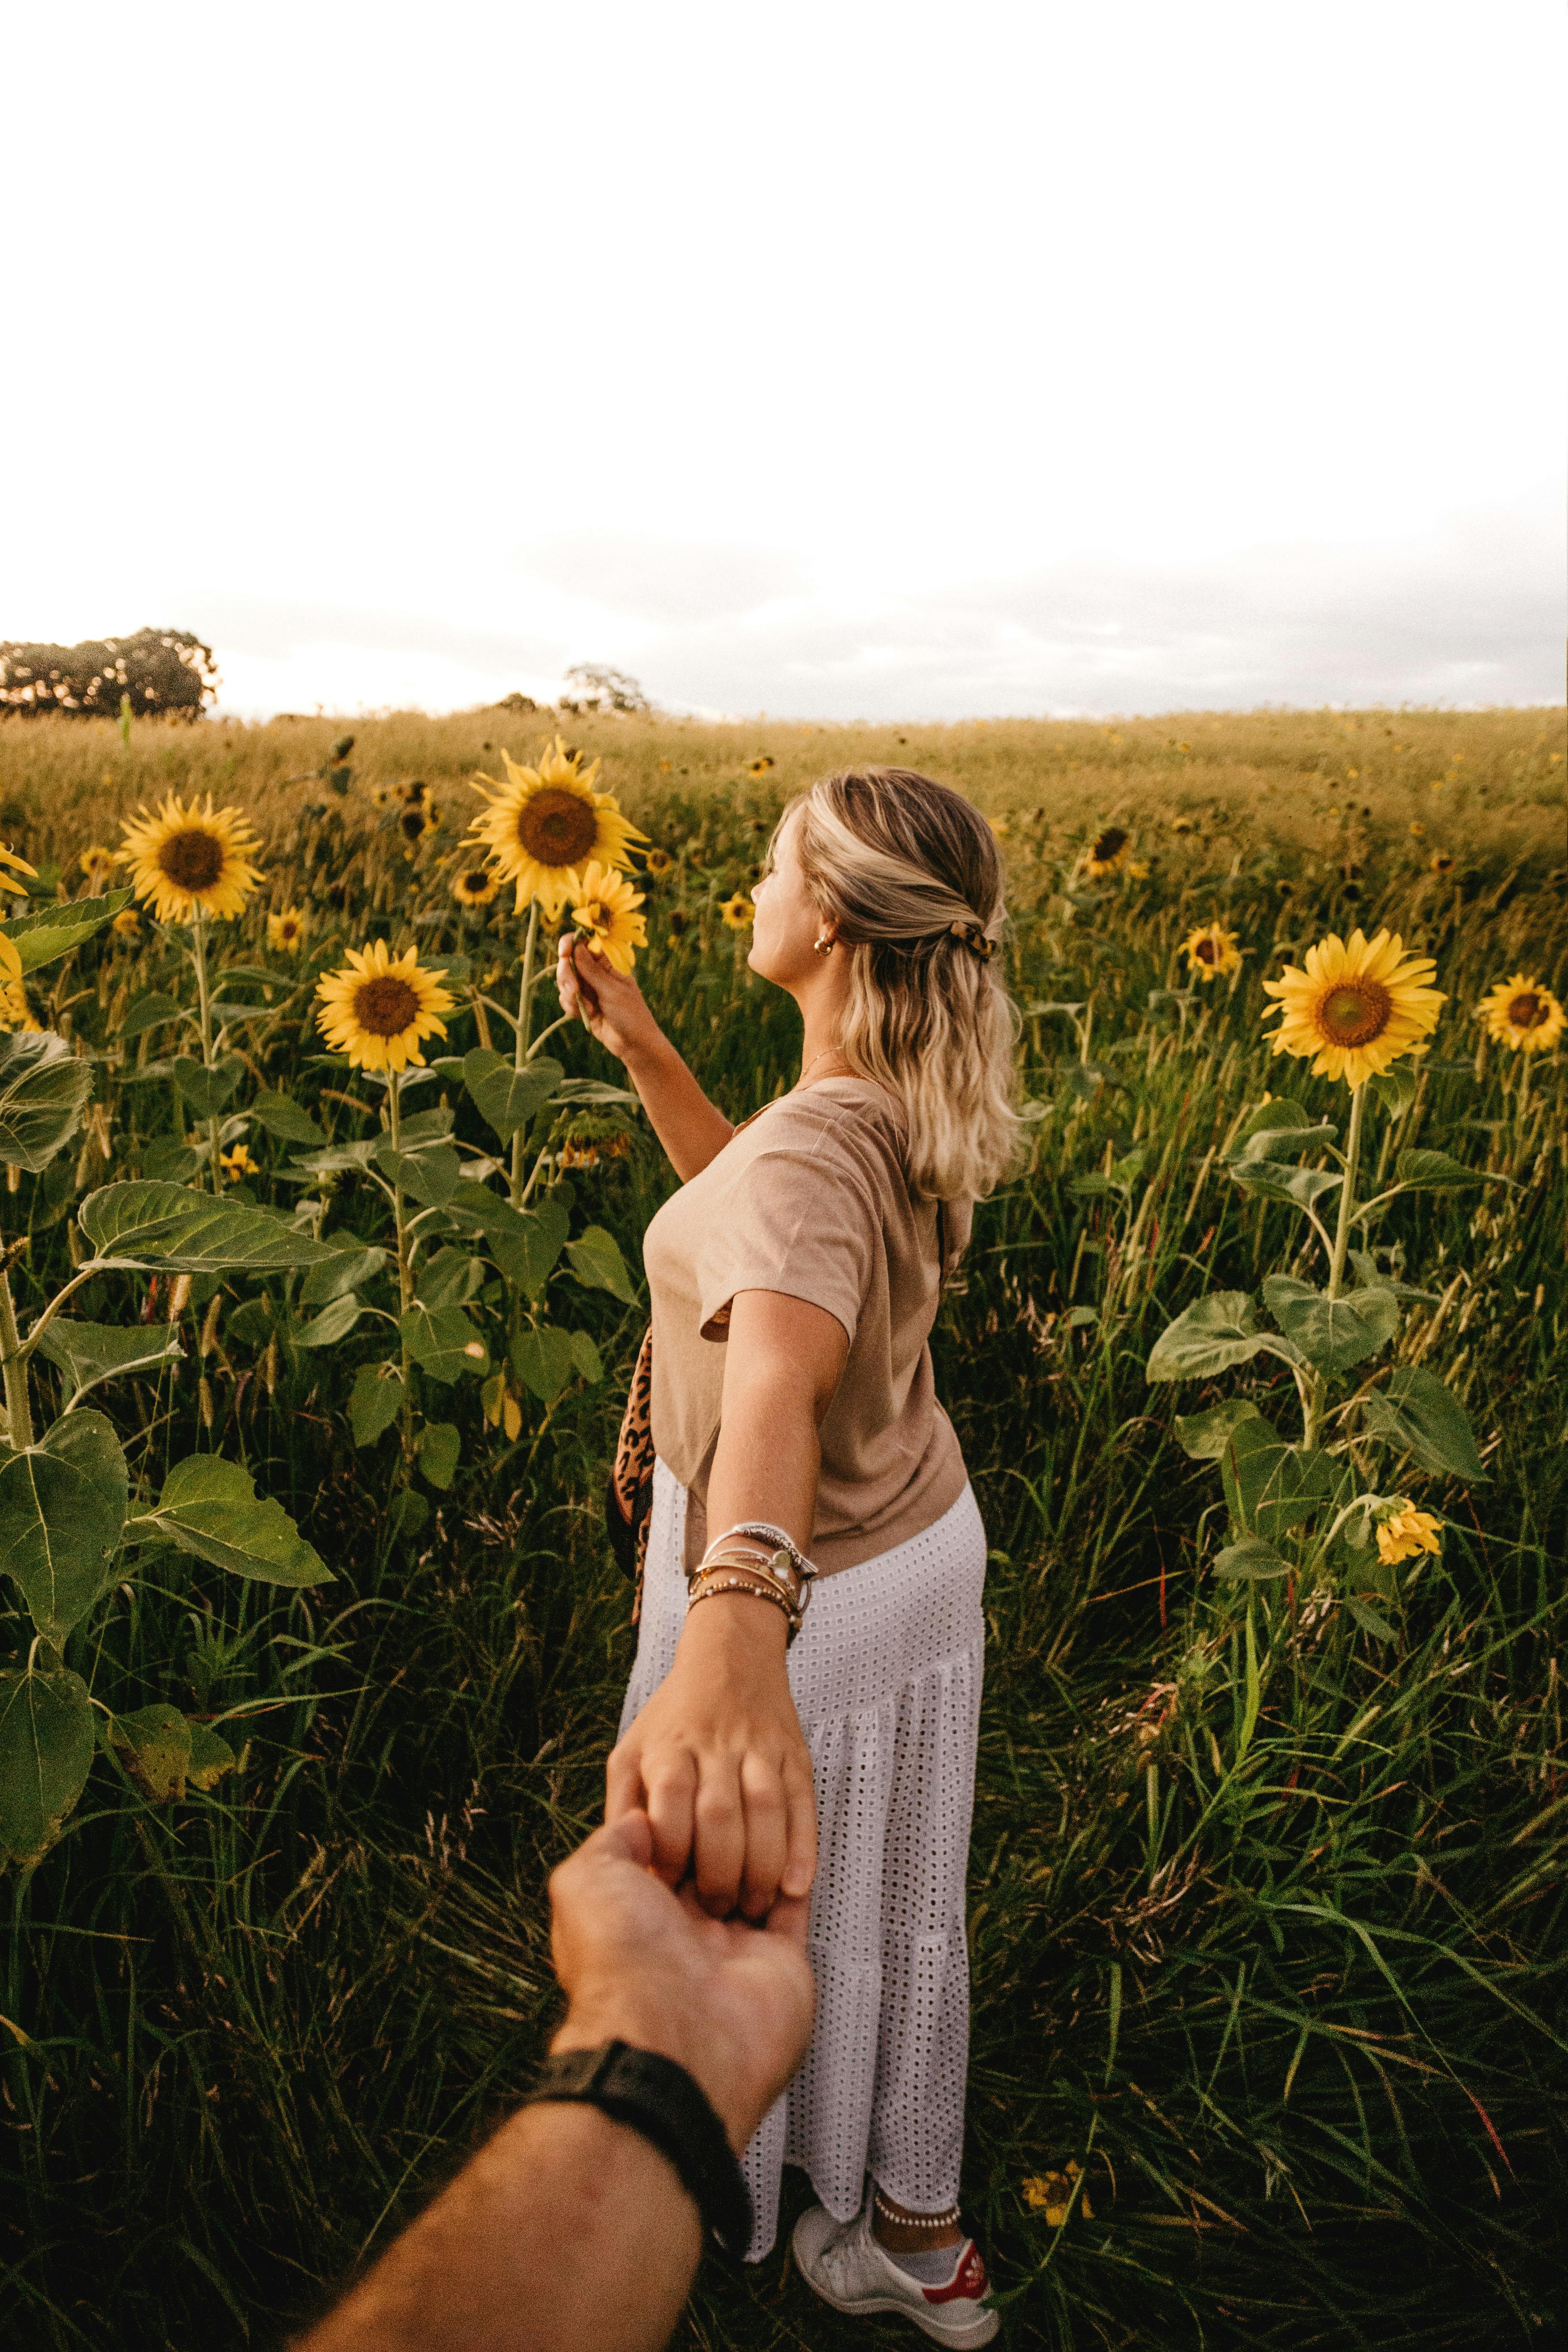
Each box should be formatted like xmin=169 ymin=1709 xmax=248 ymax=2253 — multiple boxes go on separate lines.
xmin=4 ymin=1 xmax=1562 ymax=720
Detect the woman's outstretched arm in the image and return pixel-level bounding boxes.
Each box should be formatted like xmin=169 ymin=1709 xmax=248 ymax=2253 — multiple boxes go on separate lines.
xmin=555 ymin=934 xmax=733 ymax=1182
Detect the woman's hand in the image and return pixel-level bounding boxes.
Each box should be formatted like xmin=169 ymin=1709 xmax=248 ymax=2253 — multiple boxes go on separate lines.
xmin=606 ymin=1599 xmax=818 ymax=1922
xmin=555 ymin=932 xmax=666 ymax=1066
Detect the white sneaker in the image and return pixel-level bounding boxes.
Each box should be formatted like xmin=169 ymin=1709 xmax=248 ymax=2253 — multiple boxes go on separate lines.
xmin=792 ymin=2193 xmax=999 ymax=2346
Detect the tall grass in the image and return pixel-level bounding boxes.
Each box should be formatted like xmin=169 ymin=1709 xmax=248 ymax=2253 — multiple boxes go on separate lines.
xmin=0 ymin=705 xmax=1563 ymax=2348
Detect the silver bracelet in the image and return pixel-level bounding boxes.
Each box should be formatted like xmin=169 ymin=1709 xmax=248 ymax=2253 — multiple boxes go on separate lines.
xmin=710 ymin=1521 xmax=819 ymax=1588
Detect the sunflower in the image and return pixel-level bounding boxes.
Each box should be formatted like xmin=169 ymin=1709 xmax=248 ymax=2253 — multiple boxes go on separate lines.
xmin=1171 ymin=815 xmax=1197 ymax=835
xmin=118 ymin=794 xmax=264 ymax=923
xmin=1181 ymin=922 xmax=1242 ymax=982
xmin=397 ymin=805 xmax=440 ymax=855
xmin=0 ymin=844 xmax=38 ymax=900
xmin=315 ymin=940 xmax=456 ymax=1071
xmin=218 ymin=1143 xmax=260 ymax=1184
xmin=719 ymin=892 xmax=755 ymax=931
xmin=1429 ymin=853 xmax=1455 ymax=875
xmin=111 ymin=908 xmax=141 ymax=938
xmin=266 ymin=906 xmax=307 ymax=953
xmin=1262 ymin=929 xmax=1446 ymax=1088
xmin=1085 ymin=824 xmax=1133 ymax=877
xmin=1476 ymin=973 xmax=1565 ymax=1054
xmin=465 ymin=737 xmax=645 ymax=919
xmin=748 ymin=755 xmax=775 ymax=775
xmin=0 ymin=935 xmax=35 ymax=1031
xmin=79 ymin=844 xmax=118 ymax=892
xmin=569 ymin=862 xmax=647 ymax=975
xmin=451 ymin=865 xmax=500 ymax=909
xmin=642 ymin=847 xmax=673 ymax=876
xmin=1375 ymin=1501 xmax=1442 ymax=1567
xmin=1022 ymin=2163 xmax=1093 ymax=2226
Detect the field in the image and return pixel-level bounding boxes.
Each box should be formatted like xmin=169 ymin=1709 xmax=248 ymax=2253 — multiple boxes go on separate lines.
xmin=0 ymin=701 xmax=1565 ymax=2351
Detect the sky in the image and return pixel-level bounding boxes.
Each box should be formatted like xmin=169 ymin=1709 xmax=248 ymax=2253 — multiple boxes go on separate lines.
xmin=3 ymin=0 xmax=1562 ymax=721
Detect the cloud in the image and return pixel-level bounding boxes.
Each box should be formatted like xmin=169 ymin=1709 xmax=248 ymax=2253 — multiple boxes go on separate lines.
xmin=515 ymin=534 xmax=813 ymax=626
xmin=193 ymin=592 xmax=566 ymax=680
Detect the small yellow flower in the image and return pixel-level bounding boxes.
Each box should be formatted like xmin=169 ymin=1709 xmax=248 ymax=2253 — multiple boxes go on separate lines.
xmin=0 ymin=843 xmax=39 ymax=900
xmin=267 ymin=906 xmax=307 ymax=952
xmin=1171 ymin=815 xmax=1196 ymax=835
xmin=1375 ymin=1501 xmax=1442 ymax=1567
xmin=718 ymin=892 xmax=755 ymax=931
xmin=465 ymin=736 xmax=644 ymax=919
xmin=451 ymin=865 xmax=501 ymax=908
xmin=1181 ymin=922 xmax=1243 ymax=982
xmin=658 ymin=758 xmax=672 ymax=773
xmin=218 ymin=1144 xmax=260 ymax=1184
xmin=643 ymin=847 xmax=673 ymax=876
xmin=1409 ymin=821 xmax=1426 ymax=839
xmin=1085 ymin=825 xmax=1135 ymax=878
xmin=112 ymin=907 xmax=141 ymax=938
xmin=1476 ymin=973 xmax=1565 ymax=1054
xmin=79 ymin=844 xmax=118 ymax=893
xmin=569 ymin=862 xmax=648 ymax=976
xmin=1429 ymin=854 xmax=1454 ymax=875
xmin=315 ymin=940 xmax=456 ymax=1071
xmin=748 ymin=755 xmax=775 ymax=775
xmin=0 ymin=934 xmax=36 ymax=1030
xmin=1262 ymin=929 xmax=1446 ymax=1088
xmin=119 ymin=795 xmax=263 ymax=924
xmin=1022 ymin=2162 xmax=1092 ymax=2226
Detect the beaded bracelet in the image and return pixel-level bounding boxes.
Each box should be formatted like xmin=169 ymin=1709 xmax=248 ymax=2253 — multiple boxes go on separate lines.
xmin=686 ymin=1572 xmax=796 ymax=1635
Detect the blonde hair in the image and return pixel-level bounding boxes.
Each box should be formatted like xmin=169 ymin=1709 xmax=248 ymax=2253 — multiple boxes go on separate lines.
xmin=789 ymin=768 xmax=1022 ymax=1203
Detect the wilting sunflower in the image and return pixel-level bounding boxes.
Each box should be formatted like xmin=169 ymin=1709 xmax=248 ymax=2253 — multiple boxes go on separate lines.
xmin=719 ymin=892 xmax=755 ymax=931
xmin=1085 ymin=824 xmax=1133 ymax=877
xmin=0 ymin=935 xmax=34 ymax=1030
xmin=118 ymin=794 xmax=264 ymax=924
xmin=1476 ymin=972 xmax=1565 ymax=1054
xmin=1181 ymin=922 xmax=1242 ymax=982
xmin=315 ymin=940 xmax=456 ymax=1072
xmin=1022 ymin=2162 xmax=1093 ymax=2226
xmin=266 ymin=906 xmax=307 ymax=953
xmin=451 ymin=865 xmax=500 ymax=909
xmin=1262 ymin=929 xmax=1446 ymax=1088
xmin=397 ymin=805 xmax=440 ymax=855
xmin=465 ymin=737 xmax=645 ymax=919
xmin=569 ymin=862 xmax=647 ymax=975
xmin=1375 ymin=1501 xmax=1442 ymax=1567
xmin=79 ymin=844 xmax=118 ymax=892
xmin=218 ymin=1143 xmax=260 ymax=1184
xmin=0 ymin=844 xmax=38 ymax=900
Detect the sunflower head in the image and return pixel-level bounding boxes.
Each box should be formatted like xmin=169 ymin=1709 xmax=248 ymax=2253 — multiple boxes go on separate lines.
xmin=398 ymin=805 xmax=440 ymax=854
xmin=1429 ymin=853 xmax=1454 ymax=875
xmin=569 ymin=861 xmax=647 ymax=976
xmin=0 ymin=844 xmax=38 ymax=900
xmin=1181 ymin=922 xmax=1242 ymax=981
xmin=118 ymin=794 xmax=264 ymax=923
xmin=643 ymin=847 xmax=673 ymax=877
xmin=1476 ymin=973 xmax=1565 ymax=1055
xmin=111 ymin=908 xmax=141 ymax=938
xmin=748 ymin=755 xmax=775 ymax=775
xmin=0 ymin=934 xmax=35 ymax=1031
xmin=719 ymin=892 xmax=755 ymax=931
xmin=218 ymin=1143 xmax=260 ymax=1185
xmin=267 ymin=906 xmax=307 ymax=953
xmin=1375 ymin=1501 xmax=1442 ymax=1567
xmin=315 ymin=940 xmax=456 ymax=1072
xmin=465 ymin=736 xmax=645 ymax=918
xmin=1261 ymin=928 xmax=1446 ymax=1088
xmin=452 ymin=865 xmax=500 ymax=909
xmin=79 ymin=844 xmax=118 ymax=892
xmin=1085 ymin=825 xmax=1131 ymax=877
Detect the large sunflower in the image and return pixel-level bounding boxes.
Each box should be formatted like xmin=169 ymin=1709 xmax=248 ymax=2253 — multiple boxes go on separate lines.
xmin=569 ymin=862 xmax=647 ymax=976
xmin=1262 ymin=928 xmax=1445 ymax=1087
xmin=118 ymin=794 xmax=264 ymax=923
xmin=465 ymin=737 xmax=644 ymax=919
xmin=1181 ymin=921 xmax=1242 ymax=982
xmin=315 ymin=940 xmax=456 ymax=1072
xmin=1476 ymin=972 xmax=1565 ymax=1054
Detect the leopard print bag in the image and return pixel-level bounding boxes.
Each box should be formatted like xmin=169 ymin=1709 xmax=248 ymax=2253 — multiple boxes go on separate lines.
xmin=606 ymin=1323 xmax=655 ymax=1620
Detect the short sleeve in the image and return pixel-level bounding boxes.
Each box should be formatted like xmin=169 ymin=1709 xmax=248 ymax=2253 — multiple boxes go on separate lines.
xmin=694 ymin=1100 xmax=878 ymax=1345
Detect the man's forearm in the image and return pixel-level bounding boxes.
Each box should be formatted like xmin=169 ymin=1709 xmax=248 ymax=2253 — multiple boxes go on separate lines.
xmin=299 ymin=2101 xmax=703 ymax=2352
xmin=623 ymin=1036 xmax=733 ymax=1182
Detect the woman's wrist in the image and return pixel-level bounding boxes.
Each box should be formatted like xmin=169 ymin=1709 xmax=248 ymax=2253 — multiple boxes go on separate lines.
xmin=676 ymin=1585 xmax=790 ymax=1672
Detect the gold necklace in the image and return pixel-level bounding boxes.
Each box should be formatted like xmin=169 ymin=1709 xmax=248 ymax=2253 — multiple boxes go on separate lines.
xmin=796 ymin=1046 xmax=845 ymax=1089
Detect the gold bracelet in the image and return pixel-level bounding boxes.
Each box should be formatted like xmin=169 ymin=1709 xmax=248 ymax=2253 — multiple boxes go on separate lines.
xmin=692 ymin=1544 xmax=805 ymax=1611
xmin=686 ymin=1574 xmax=796 ymax=1635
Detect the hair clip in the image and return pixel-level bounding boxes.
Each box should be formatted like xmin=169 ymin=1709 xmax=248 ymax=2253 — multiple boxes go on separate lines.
xmin=949 ymin=920 xmax=994 ymax=962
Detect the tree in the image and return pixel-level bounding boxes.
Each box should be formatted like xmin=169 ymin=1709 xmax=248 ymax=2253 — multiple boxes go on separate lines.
xmin=560 ymin=665 xmax=652 ymax=715
xmin=0 ymin=629 xmax=219 ymax=719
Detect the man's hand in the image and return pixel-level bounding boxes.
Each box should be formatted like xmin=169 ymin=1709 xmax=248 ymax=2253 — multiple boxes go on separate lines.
xmin=549 ymin=1812 xmax=815 ymax=2151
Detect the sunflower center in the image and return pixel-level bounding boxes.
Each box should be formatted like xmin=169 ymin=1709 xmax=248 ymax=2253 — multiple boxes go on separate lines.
xmin=1194 ymin=937 xmax=1218 ymax=963
xmin=463 ymin=870 xmax=490 ymax=893
xmin=1092 ymin=827 xmax=1127 ymax=862
xmin=1507 ymin=991 xmax=1545 ymax=1029
xmin=159 ymin=829 xmax=225 ymax=891
xmin=352 ymin=975 xmax=421 ymax=1036
xmin=518 ymin=790 xmax=597 ymax=866
xmin=1317 ymin=977 xmax=1393 ymax=1046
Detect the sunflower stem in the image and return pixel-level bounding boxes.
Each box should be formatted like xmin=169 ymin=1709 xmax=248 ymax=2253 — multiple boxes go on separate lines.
xmin=508 ymin=900 xmax=541 ymax=1205
xmin=190 ymin=910 xmax=223 ymax=1191
xmin=0 ymin=1266 xmax=32 ymax=1448
xmin=1326 ymin=1082 xmax=1366 ymax=1304
xmin=387 ymin=1077 xmax=416 ymax=1474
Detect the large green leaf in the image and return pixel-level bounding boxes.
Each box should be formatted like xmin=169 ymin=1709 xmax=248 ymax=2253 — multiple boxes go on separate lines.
xmin=486 ymin=1195 xmax=570 ymax=1300
xmin=1393 ymin=1148 xmax=1491 ymax=1192
xmin=1173 ymin=1398 xmax=1263 ymax=1460
xmin=349 ymin=1363 xmax=404 ymax=1446
xmin=511 ymin=1324 xmax=577 ymax=1403
xmin=0 ymin=1666 xmax=95 ymax=1865
xmin=79 ymin=1182 xmax=340 ymax=1270
xmin=565 ymin=1224 xmax=637 ymax=1305
xmin=0 ymin=1030 xmax=93 ymax=1171
xmin=1223 ymin=1417 xmax=1335 ymax=1539
xmin=33 ymin=1317 xmax=185 ymax=1409
xmin=0 ymin=1411 xmax=128 ymax=1642
xmin=1227 ymin=1158 xmax=1343 ymax=1212
xmin=417 ymin=1245 xmax=485 ymax=1309
xmin=106 ymin=1703 xmax=192 ymax=1803
xmin=1231 ymin=1117 xmax=1337 ymax=1164
xmin=118 ymin=989 xmax=185 ymax=1041
xmin=1212 ymin=1536 xmax=1291 ymax=1580
xmin=187 ymin=1722 xmax=239 ymax=1791
xmin=462 ymin=1049 xmax=563 ymax=1144
xmin=248 ymin=1090 xmax=327 ymax=1146
xmin=125 ymin=1453 xmax=333 ymax=1584
xmin=1369 ymin=1064 xmax=1421 ymax=1118
xmin=1146 ymin=1292 xmax=1267 ymax=1382
xmin=569 ymin=1329 xmax=603 ymax=1384
xmin=1361 ymin=1366 xmax=1487 ymax=1482
xmin=416 ymin=1420 xmax=461 ymax=1490
xmin=171 ymin=1057 xmax=244 ymax=1120
xmin=1262 ymin=1274 xmax=1400 ymax=1373
xmin=1229 ymin=1099 xmax=1313 ymax=1148
xmin=299 ymin=1244 xmax=386 ymax=1305
xmin=398 ymin=1302 xmax=488 ymax=1383
xmin=0 ymin=891 xmax=132 ymax=973
xmin=294 ymin=1293 xmax=364 ymax=1348
xmin=375 ymin=1138 xmax=462 ymax=1207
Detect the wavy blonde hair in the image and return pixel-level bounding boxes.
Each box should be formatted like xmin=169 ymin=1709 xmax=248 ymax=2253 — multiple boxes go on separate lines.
xmin=787 ymin=767 xmax=1022 ymax=1202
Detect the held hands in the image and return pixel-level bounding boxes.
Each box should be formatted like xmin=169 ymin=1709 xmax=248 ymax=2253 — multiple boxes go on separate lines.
xmin=555 ymin=932 xmax=666 ymax=1066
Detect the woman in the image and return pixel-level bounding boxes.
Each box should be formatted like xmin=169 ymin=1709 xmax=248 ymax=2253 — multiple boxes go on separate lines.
xmin=556 ymin=766 xmax=1018 ymax=2347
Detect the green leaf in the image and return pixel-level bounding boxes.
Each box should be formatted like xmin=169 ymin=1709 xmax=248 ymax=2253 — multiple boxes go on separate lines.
xmin=106 ymin=1704 xmax=192 ymax=1803
xmin=375 ymin=1138 xmax=461 ymax=1207
xmin=32 ymin=1317 xmax=185 ymax=1409
xmin=1361 ymin=1366 xmax=1487 ymax=1482
xmin=416 ymin=1245 xmax=485 ymax=1309
xmin=1369 ymin=1065 xmax=1421 ymax=1118
xmin=1344 ymin=1594 xmax=1398 ymax=1642
xmin=1346 ymin=1249 xmax=1439 ymax=1303
xmin=170 ymin=1056 xmax=244 ymax=1121
xmin=118 ymin=989 xmax=185 ymax=1041
xmin=225 ymin=1298 xmax=274 ymax=1347
xmin=187 ymin=1721 xmax=239 ymax=1791
xmin=1146 ymin=1292 xmax=1267 ymax=1382
xmin=126 ymin=1453 xmax=333 ymax=1585
xmin=0 ymin=1666 xmax=95 ymax=1865
xmin=1231 ymin=1099 xmax=1312 ymax=1147
xmin=288 ymin=1139 xmax=380 ymax=1175
xmin=79 ymin=1182 xmax=340 ymax=1271
xmin=487 ymin=1195 xmax=570 ymax=1300
xmin=0 ymin=1411 xmax=128 ymax=1642
xmin=349 ymin=1363 xmax=404 ymax=1446
xmin=295 ymin=1293 xmax=364 ymax=1347
xmin=510 ymin=1324 xmax=576 ymax=1403
xmin=1173 ymin=1398 xmax=1263 ymax=1460
xmin=1231 ymin=1118 xmax=1337 ymax=1164
xmin=398 ymin=1302 xmax=488 ymax=1383
xmin=1262 ymin=1274 xmax=1400 ymax=1373
xmin=299 ymin=1244 xmax=386 ymax=1305
xmin=462 ymin=1049 xmax=563 ymax=1145
xmin=1393 ymin=1148 xmax=1491 ymax=1191
xmin=248 ymin=1090 xmax=328 ymax=1146
xmin=1227 ymin=1158 xmax=1342 ymax=1212
xmin=0 ymin=890 xmax=132 ymax=973
xmin=1224 ymin=1418 xmax=1335 ymax=1539
xmin=568 ymin=1329 xmax=604 ymax=1384
xmin=416 ymin=1420 xmax=461 ymax=1490
xmin=0 ymin=1030 xmax=93 ymax=1171
xmin=388 ymin=1489 xmax=430 ymax=1543
xmin=565 ymin=1225 xmax=637 ymax=1305
xmin=1212 ymin=1536 xmax=1291 ymax=1580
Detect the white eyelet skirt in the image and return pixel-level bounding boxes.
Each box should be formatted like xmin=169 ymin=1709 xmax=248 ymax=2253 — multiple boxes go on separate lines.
xmin=618 ymin=1459 xmax=988 ymax=2261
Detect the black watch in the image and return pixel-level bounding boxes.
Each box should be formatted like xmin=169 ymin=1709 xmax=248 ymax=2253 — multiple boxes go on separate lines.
xmin=521 ymin=2040 xmax=752 ymax=2262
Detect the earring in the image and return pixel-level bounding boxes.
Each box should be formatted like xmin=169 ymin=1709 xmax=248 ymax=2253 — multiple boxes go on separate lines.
xmin=813 ymin=934 xmax=835 ymax=957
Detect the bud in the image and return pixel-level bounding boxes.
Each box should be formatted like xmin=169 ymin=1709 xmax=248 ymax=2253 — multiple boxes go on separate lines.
xmin=196 ymin=1289 xmax=219 ymax=1352
xmin=198 ymin=1375 xmax=215 ymax=1430
xmin=168 ymin=1274 xmax=193 ymax=1324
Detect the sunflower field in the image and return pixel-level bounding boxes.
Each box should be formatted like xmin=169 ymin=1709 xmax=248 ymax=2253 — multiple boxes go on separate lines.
xmin=0 ymin=702 xmax=1564 ymax=2349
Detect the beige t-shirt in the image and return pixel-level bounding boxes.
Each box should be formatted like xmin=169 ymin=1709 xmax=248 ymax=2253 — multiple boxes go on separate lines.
xmin=641 ymin=1075 xmax=973 ymax=1577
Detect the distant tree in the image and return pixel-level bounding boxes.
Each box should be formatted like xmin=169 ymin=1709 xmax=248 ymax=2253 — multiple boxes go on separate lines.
xmin=0 ymin=628 xmax=219 ymax=718
xmin=561 ymin=664 xmax=652 ymax=714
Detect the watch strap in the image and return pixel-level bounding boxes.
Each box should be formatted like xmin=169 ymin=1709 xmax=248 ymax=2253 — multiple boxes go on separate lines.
xmin=522 ymin=2041 xmax=752 ymax=2261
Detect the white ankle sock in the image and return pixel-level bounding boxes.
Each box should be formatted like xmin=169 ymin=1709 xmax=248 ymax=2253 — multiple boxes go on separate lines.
xmin=881 ymin=2239 xmax=964 ymax=2285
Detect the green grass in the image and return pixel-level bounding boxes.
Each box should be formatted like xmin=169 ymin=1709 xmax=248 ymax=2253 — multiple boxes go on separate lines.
xmin=0 ymin=705 xmax=1564 ymax=2348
